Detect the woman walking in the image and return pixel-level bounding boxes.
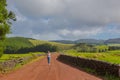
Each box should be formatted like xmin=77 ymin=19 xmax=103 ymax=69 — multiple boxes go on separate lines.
xmin=47 ymin=51 xmax=51 ymax=65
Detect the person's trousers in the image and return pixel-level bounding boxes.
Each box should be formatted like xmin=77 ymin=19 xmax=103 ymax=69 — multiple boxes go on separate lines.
xmin=47 ymin=57 xmax=50 ymax=64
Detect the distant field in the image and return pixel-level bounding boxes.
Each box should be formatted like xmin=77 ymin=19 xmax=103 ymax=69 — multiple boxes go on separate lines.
xmin=64 ymin=50 xmax=120 ymax=64
xmin=95 ymin=45 xmax=108 ymax=49
xmin=108 ymin=44 xmax=120 ymax=46
xmin=0 ymin=52 xmax=44 ymax=62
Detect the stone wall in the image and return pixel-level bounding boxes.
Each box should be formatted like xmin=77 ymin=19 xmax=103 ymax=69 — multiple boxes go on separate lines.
xmin=0 ymin=54 xmax=45 ymax=73
xmin=57 ymin=54 xmax=120 ymax=77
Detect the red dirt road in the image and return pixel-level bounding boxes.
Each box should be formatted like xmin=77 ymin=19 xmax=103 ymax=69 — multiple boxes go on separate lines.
xmin=0 ymin=54 xmax=102 ymax=80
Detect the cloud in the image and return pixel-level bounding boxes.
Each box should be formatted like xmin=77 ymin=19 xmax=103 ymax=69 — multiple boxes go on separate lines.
xmin=7 ymin=0 xmax=120 ymax=40
xmin=58 ymin=27 xmax=103 ymax=39
xmin=108 ymin=26 xmax=120 ymax=34
xmin=13 ymin=0 xmax=65 ymax=18
xmin=12 ymin=0 xmax=120 ymax=25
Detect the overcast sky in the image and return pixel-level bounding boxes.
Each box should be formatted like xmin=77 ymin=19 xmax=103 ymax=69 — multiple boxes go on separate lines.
xmin=7 ymin=0 xmax=120 ymax=40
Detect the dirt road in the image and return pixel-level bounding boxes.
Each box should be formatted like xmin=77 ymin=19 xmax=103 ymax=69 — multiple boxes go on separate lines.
xmin=0 ymin=54 xmax=102 ymax=80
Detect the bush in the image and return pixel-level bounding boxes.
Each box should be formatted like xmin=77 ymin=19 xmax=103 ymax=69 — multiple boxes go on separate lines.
xmin=32 ymin=43 xmax=58 ymax=53
xmin=109 ymin=46 xmax=120 ymax=50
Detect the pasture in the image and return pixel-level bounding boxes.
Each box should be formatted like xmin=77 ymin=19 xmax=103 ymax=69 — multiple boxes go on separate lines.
xmin=64 ymin=50 xmax=120 ymax=64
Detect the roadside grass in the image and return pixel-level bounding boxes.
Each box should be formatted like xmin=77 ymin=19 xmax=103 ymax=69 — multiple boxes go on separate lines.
xmin=106 ymin=50 xmax=120 ymax=54
xmin=63 ymin=50 xmax=120 ymax=64
xmin=82 ymin=67 xmax=120 ymax=80
xmin=63 ymin=50 xmax=120 ymax=80
xmin=0 ymin=52 xmax=45 ymax=74
xmin=14 ymin=55 xmax=45 ymax=72
xmin=0 ymin=52 xmax=44 ymax=62
xmin=103 ymin=74 xmax=120 ymax=80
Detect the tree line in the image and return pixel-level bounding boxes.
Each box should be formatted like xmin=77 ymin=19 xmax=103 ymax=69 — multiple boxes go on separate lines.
xmin=108 ymin=46 xmax=120 ymax=51
xmin=4 ymin=43 xmax=58 ymax=54
xmin=73 ymin=43 xmax=110 ymax=53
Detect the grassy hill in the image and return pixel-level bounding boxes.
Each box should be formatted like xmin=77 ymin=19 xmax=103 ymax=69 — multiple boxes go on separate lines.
xmin=75 ymin=39 xmax=105 ymax=44
xmin=51 ymin=40 xmax=74 ymax=44
xmin=29 ymin=40 xmax=73 ymax=50
xmin=52 ymin=38 xmax=120 ymax=44
xmin=4 ymin=37 xmax=33 ymax=48
xmin=105 ymin=38 xmax=120 ymax=44
xmin=3 ymin=37 xmax=73 ymax=53
xmin=52 ymin=39 xmax=105 ymax=44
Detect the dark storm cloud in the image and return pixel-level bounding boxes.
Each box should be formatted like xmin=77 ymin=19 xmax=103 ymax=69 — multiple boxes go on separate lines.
xmin=7 ymin=0 xmax=120 ymax=40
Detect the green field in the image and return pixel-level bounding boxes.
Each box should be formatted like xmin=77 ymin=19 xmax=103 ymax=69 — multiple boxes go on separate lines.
xmin=108 ymin=44 xmax=120 ymax=47
xmin=0 ymin=52 xmax=44 ymax=62
xmin=63 ymin=50 xmax=120 ymax=64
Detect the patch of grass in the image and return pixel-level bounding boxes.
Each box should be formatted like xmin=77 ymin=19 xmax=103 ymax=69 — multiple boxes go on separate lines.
xmin=103 ymin=74 xmax=120 ymax=80
xmin=82 ymin=67 xmax=120 ymax=80
xmin=14 ymin=55 xmax=45 ymax=71
xmin=0 ymin=52 xmax=44 ymax=62
xmin=108 ymin=44 xmax=120 ymax=47
xmin=83 ymin=68 xmax=96 ymax=73
xmin=106 ymin=50 xmax=120 ymax=54
xmin=0 ymin=52 xmax=45 ymax=74
xmin=63 ymin=50 xmax=120 ymax=80
xmin=64 ymin=50 xmax=120 ymax=64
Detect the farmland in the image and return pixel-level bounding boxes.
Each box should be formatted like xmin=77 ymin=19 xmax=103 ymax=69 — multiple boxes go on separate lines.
xmin=108 ymin=44 xmax=120 ymax=47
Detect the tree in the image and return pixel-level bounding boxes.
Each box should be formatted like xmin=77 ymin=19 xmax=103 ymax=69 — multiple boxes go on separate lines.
xmin=0 ymin=0 xmax=16 ymax=57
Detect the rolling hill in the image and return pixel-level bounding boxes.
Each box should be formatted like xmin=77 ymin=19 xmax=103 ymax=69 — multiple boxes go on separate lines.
xmin=3 ymin=37 xmax=120 ymax=54
xmin=52 ymin=38 xmax=120 ymax=44
xmin=51 ymin=40 xmax=74 ymax=44
xmin=75 ymin=39 xmax=105 ymax=44
xmin=4 ymin=37 xmax=33 ymax=49
xmin=29 ymin=39 xmax=73 ymax=50
xmin=4 ymin=37 xmax=73 ymax=53
xmin=52 ymin=39 xmax=104 ymax=44
xmin=104 ymin=38 xmax=120 ymax=44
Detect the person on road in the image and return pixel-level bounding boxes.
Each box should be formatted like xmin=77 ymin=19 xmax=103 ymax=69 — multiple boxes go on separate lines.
xmin=47 ymin=51 xmax=51 ymax=65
